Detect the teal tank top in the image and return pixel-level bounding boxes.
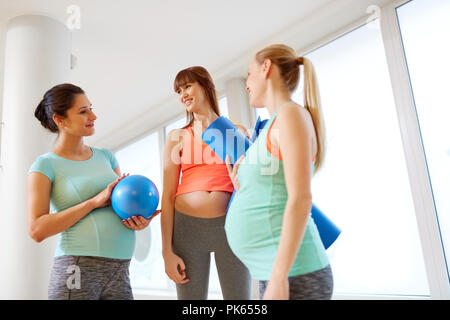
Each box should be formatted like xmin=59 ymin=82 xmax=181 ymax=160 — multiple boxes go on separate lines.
xmin=225 ymin=104 xmax=329 ymax=280
xmin=28 ymin=147 xmax=135 ymax=259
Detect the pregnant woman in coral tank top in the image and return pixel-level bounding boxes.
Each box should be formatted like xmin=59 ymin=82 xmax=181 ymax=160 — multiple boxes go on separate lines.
xmin=160 ymin=66 xmax=251 ymax=300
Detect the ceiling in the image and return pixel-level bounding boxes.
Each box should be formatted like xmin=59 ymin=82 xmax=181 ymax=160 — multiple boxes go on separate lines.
xmin=0 ymin=0 xmax=394 ymax=149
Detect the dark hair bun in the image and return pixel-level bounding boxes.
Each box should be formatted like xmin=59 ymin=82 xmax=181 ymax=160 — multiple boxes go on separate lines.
xmin=34 ymin=83 xmax=85 ymax=133
xmin=34 ymin=100 xmax=58 ymax=133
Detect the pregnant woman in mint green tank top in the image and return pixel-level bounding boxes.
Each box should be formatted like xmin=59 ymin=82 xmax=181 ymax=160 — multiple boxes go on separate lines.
xmin=27 ymin=84 xmax=160 ymax=299
xmin=225 ymin=44 xmax=333 ymax=300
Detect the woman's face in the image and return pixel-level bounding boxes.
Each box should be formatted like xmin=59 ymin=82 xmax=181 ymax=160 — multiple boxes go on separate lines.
xmin=177 ymin=81 xmax=208 ymax=114
xmin=246 ymin=58 xmax=267 ymax=108
xmin=55 ymin=93 xmax=97 ymax=136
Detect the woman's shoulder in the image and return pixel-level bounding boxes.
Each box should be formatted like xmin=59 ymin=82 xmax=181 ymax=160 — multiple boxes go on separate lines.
xmin=168 ymin=127 xmax=186 ymax=135
xmin=91 ymin=146 xmax=118 ymax=166
xmin=92 ymin=146 xmax=119 ymax=158
xmin=166 ymin=128 xmax=186 ymax=145
xmin=29 ymin=153 xmax=56 ymax=181
xmin=278 ymin=103 xmax=312 ymax=125
xmin=91 ymin=146 xmax=108 ymax=151
xmin=31 ymin=152 xmax=56 ymax=164
xmin=91 ymin=146 xmax=110 ymax=155
xmin=280 ymin=102 xmax=304 ymax=114
xmin=35 ymin=151 xmax=54 ymax=159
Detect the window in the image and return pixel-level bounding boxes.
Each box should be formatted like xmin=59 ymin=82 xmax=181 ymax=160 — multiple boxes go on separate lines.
xmin=397 ymin=0 xmax=450 ymax=277
xmin=293 ymin=21 xmax=429 ymax=296
xmin=218 ymin=96 xmax=229 ymax=118
xmin=254 ymin=106 xmax=270 ymax=121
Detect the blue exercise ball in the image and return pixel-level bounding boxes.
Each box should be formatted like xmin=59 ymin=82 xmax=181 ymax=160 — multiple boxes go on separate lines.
xmin=111 ymin=175 xmax=159 ymax=220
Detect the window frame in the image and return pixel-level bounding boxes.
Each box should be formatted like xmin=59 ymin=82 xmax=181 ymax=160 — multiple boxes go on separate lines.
xmin=379 ymin=0 xmax=449 ymax=298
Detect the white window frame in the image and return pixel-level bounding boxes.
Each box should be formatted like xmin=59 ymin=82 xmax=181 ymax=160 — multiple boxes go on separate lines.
xmin=378 ymin=0 xmax=449 ymax=299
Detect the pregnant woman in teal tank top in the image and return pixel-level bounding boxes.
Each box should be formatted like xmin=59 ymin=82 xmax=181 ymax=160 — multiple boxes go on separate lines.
xmin=225 ymin=44 xmax=333 ymax=300
xmin=27 ymin=84 xmax=160 ymax=299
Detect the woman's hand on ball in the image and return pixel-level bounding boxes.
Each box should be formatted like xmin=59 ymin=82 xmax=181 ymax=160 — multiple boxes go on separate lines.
xmin=122 ymin=209 xmax=161 ymax=230
xmin=90 ymin=173 xmax=129 ymax=209
xmin=122 ymin=216 xmax=149 ymax=230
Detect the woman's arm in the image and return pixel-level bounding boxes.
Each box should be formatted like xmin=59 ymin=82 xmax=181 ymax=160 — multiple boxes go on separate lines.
xmin=161 ymin=129 xmax=189 ymax=284
xmin=161 ymin=129 xmax=182 ymax=255
xmin=26 ymin=172 xmax=121 ymax=243
xmin=264 ymin=105 xmax=314 ymax=299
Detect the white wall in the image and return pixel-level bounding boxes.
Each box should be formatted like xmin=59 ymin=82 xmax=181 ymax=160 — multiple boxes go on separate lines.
xmin=0 ymin=22 xmax=6 ymax=212
xmin=0 ymin=15 xmax=70 ymax=299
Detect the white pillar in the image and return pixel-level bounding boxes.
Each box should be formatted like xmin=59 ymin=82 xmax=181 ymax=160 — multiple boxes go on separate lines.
xmin=0 ymin=22 xmax=6 ymax=218
xmin=0 ymin=15 xmax=70 ymax=299
xmin=225 ymin=78 xmax=255 ymax=130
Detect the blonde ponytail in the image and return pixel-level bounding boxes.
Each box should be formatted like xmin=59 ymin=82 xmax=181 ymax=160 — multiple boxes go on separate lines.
xmin=302 ymin=57 xmax=326 ymax=173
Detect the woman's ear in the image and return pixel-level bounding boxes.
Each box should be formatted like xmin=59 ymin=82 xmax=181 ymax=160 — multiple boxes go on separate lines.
xmin=262 ymin=58 xmax=272 ymax=79
xmin=53 ymin=114 xmax=64 ymax=128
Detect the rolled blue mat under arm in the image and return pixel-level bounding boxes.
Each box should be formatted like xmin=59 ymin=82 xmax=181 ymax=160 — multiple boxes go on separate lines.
xmin=203 ymin=116 xmax=341 ymax=249
xmin=310 ymin=204 xmax=341 ymax=250
xmin=251 ymin=116 xmax=269 ymax=143
xmin=202 ymin=116 xmax=251 ymax=164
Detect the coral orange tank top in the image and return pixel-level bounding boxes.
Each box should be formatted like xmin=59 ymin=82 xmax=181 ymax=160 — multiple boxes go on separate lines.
xmin=176 ymin=126 xmax=234 ymax=196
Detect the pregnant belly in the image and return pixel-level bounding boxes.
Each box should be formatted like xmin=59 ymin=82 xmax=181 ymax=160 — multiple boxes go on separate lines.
xmin=175 ymin=191 xmax=232 ymax=218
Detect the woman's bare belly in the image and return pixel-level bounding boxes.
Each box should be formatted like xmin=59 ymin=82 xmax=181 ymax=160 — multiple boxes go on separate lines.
xmin=175 ymin=191 xmax=232 ymax=218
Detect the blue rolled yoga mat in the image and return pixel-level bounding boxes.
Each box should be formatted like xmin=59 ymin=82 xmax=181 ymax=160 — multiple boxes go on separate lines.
xmin=202 ymin=116 xmax=251 ymax=164
xmin=251 ymin=116 xmax=269 ymax=142
xmin=310 ymin=204 xmax=340 ymax=250
xmin=203 ymin=116 xmax=341 ymax=249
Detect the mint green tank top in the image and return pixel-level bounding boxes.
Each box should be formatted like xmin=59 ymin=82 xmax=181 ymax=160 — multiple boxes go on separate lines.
xmin=225 ymin=104 xmax=329 ymax=280
xmin=28 ymin=147 xmax=135 ymax=259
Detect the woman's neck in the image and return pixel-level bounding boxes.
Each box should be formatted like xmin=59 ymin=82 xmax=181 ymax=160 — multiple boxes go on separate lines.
xmin=52 ymin=133 xmax=87 ymax=156
xmin=264 ymin=82 xmax=293 ymax=116
xmin=192 ymin=107 xmax=218 ymax=130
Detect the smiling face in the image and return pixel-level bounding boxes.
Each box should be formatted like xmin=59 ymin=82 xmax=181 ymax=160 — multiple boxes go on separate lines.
xmin=54 ymin=93 xmax=97 ymax=137
xmin=176 ymin=81 xmax=209 ymax=114
xmin=246 ymin=58 xmax=269 ymax=108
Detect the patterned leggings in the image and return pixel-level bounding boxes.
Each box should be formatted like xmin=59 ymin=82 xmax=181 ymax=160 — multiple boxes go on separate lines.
xmin=259 ymin=264 xmax=333 ymax=300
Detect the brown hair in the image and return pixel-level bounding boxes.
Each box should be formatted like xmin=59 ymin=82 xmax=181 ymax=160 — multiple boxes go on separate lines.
xmin=34 ymin=83 xmax=85 ymax=133
xmin=255 ymin=44 xmax=326 ymax=173
xmin=173 ymin=66 xmax=220 ymax=128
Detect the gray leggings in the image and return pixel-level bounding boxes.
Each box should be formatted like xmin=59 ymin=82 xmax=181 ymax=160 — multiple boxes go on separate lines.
xmin=48 ymin=255 xmax=133 ymax=300
xmin=173 ymin=210 xmax=252 ymax=300
xmin=259 ymin=264 xmax=333 ymax=300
